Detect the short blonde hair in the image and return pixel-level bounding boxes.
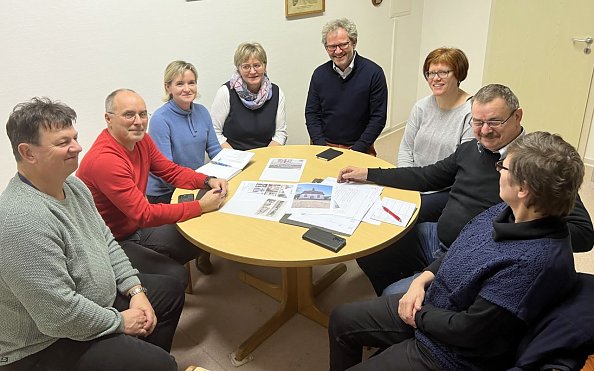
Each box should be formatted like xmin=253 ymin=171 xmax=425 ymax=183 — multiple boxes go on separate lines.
xmin=233 ymin=42 xmax=267 ymax=67
xmin=162 ymin=61 xmax=198 ymax=102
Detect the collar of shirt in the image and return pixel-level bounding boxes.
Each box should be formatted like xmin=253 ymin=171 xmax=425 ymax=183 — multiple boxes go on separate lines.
xmin=333 ymin=51 xmax=357 ymax=79
xmin=476 ymin=127 xmax=526 ymax=159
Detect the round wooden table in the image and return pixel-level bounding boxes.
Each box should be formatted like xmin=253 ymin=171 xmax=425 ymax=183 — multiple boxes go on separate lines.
xmin=174 ymin=145 xmax=420 ymax=363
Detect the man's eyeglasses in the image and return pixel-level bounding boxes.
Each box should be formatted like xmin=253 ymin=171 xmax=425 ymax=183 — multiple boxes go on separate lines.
xmin=424 ymin=70 xmax=451 ymax=79
xmin=325 ymin=41 xmax=350 ymax=52
xmin=495 ymin=160 xmax=509 ymax=172
xmin=239 ymin=63 xmax=264 ymax=72
xmin=107 ymin=111 xmax=150 ymax=121
xmin=471 ymin=109 xmax=517 ymax=128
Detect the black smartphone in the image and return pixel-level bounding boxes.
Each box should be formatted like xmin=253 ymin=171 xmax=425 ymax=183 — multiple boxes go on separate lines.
xmin=316 ymin=148 xmax=343 ymax=161
xmin=177 ymin=193 xmax=195 ymax=203
xmin=302 ymin=227 xmax=346 ymax=253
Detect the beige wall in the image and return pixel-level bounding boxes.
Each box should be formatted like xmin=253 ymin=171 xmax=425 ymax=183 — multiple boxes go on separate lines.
xmin=0 ymin=0 xmax=493 ymax=188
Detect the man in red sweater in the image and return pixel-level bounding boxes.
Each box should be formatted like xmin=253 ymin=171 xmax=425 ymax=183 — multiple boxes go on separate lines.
xmin=78 ymin=89 xmax=227 ymax=288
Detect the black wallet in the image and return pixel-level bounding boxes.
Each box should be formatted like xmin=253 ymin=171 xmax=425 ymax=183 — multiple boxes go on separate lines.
xmin=316 ymin=148 xmax=343 ymax=161
xmin=302 ymin=227 xmax=346 ymax=252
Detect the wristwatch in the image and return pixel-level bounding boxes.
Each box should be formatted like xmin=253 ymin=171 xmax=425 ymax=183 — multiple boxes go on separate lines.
xmin=128 ymin=286 xmax=147 ymax=298
xmin=204 ymin=175 xmax=216 ymax=188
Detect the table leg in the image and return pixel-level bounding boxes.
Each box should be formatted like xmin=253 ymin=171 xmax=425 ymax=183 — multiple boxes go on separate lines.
xmin=233 ymin=268 xmax=297 ymax=361
xmin=233 ymin=264 xmax=347 ymax=362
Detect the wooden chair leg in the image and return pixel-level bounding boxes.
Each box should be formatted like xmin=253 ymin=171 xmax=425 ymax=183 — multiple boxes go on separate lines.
xmin=185 ymin=261 xmax=193 ymax=294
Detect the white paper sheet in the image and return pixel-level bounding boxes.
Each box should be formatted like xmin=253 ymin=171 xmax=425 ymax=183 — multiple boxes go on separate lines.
xmin=259 ymin=158 xmax=306 ymax=182
xmin=220 ymin=181 xmax=297 ymax=221
xmin=369 ymin=197 xmax=417 ymax=227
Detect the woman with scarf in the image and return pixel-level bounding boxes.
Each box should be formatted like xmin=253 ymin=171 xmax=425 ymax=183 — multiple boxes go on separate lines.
xmin=210 ymin=42 xmax=287 ymax=150
xmin=146 ymin=60 xmax=222 ymax=275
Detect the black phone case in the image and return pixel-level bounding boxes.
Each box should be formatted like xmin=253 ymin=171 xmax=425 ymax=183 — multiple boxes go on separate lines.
xmin=302 ymin=227 xmax=346 ymax=253
xmin=316 ymin=148 xmax=343 ymax=161
xmin=177 ymin=193 xmax=195 ymax=203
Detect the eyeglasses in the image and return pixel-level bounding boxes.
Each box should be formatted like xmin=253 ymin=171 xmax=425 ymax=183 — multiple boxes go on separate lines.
xmin=495 ymin=160 xmax=509 ymax=172
xmin=325 ymin=41 xmax=350 ymax=52
xmin=471 ymin=109 xmax=517 ymax=128
xmin=107 ymin=111 xmax=150 ymax=121
xmin=239 ymin=63 xmax=264 ymax=72
xmin=424 ymin=70 xmax=451 ymax=79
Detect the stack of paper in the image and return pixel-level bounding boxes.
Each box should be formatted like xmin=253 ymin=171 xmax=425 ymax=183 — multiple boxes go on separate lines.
xmin=196 ymin=148 xmax=254 ymax=180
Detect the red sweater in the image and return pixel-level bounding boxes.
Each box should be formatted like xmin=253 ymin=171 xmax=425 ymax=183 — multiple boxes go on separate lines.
xmin=77 ymin=129 xmax=206 ymax=239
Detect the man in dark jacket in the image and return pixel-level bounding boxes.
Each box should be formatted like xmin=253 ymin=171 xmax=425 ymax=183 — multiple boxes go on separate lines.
xmin=338 ymin=84 xmax=594 ymax=295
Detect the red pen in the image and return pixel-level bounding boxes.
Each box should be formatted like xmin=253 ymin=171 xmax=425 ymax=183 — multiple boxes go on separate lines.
xmin=383 ymin=206 xmax=401 ymax=222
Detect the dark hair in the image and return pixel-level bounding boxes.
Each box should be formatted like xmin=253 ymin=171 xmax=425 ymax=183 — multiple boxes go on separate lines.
xmin=6 ymin=97 xmax=77 ymax=161
xmin=507 ymin=131 xmax=584 ymax=217
xmin=423 ymin=47 xmax=469 ymax=84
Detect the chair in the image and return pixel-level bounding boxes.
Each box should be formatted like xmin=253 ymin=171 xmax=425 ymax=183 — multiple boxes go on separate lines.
xmin=510 ymin=273 xmax=594 ymax=370
xmin=185 ymin=261 xmax=193 ymax=294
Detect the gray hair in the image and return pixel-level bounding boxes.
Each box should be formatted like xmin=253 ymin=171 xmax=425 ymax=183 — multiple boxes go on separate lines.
xmin=472 ymin=84 xmax=520 ymax=112
xmin=321 ymin=18 xmax=358 ymax=45
xmin=105 ymin=88 xmax=136 ymax=112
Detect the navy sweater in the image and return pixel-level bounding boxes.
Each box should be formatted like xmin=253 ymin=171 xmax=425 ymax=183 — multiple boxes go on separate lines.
xmin=415 ymin=203 xmax=576 ymax=370
xmin=305 ymin=54 xmax=387 ymax=153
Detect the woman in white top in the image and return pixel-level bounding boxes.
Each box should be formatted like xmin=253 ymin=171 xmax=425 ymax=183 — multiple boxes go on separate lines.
xmin=398 ymin=47 xmax=474 ymax=222
xmin=210 ymin=42 xmax=287 ymax=150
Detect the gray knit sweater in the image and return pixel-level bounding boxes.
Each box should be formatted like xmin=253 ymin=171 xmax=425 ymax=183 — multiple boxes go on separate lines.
xmin=398 ymin=95 xmax=473 ymax=167
xmin=0 ymin=175 xmax=140 ymax=365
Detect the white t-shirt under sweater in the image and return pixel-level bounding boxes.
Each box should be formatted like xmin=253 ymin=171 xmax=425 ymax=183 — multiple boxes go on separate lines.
xmin=0 ymin=175 xmax=140 ymax=365
xmin=398 ymin=95 xmax=473 ymax=167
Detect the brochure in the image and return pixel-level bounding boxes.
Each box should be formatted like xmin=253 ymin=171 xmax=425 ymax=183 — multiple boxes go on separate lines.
xmin=196 ymin=148 xmax=255 ymax=180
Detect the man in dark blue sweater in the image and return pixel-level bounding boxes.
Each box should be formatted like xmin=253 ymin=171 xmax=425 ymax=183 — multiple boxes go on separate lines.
xmin=338 ymin=84 xmax=594 ymax=295
xmin=305 ymin=18 xmax=388 ymax=155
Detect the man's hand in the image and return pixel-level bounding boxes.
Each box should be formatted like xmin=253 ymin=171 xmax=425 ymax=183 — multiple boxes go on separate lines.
xmin=129 ymin=291 xmax=157 ymax=335
xmin=199 ymin=188 xmax=225 ymax=213
xmin=207 ymin=178 xmax=228 ymax=197
xmin=337 ymin=166 xmax=368 ymax=183
xmin=121 ymin=308 xmax=150 ymax=337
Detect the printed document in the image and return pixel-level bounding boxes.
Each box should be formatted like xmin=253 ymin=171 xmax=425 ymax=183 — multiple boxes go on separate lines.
xmin=220 ymin=181 xmax=297 ymax=221
xmin=196 ymin=148 xmax=254 ymax=180
xmin=259 ymin=158 xmax=306 ymax=182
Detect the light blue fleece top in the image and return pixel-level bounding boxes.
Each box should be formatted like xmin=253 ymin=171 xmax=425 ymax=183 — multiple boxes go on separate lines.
xmin=147 ymin=100 xmax=222 ymax=196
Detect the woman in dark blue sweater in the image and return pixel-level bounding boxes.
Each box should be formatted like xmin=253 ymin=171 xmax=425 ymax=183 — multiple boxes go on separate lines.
xmin=329 ymin=131 xmax=583 ymax=370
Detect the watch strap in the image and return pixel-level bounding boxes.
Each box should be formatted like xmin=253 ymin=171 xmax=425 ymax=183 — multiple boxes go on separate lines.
xmin=204 ymin=175 xmax=216 ymax=188
xmin=128 ymin=286 xmax=147 ymax=297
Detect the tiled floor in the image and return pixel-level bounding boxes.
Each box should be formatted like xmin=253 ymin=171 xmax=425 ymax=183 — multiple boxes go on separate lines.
xmin=171 ymin=131 xmax=594 ymax=370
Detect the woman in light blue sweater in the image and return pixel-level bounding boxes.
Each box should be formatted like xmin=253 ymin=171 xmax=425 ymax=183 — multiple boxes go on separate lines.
xmin=147 ymin=61 xmax=222 ymax=274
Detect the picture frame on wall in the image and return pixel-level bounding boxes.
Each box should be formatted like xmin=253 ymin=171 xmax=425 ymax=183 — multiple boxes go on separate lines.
xmin=285 ymin=0 xmax=325 ymax=17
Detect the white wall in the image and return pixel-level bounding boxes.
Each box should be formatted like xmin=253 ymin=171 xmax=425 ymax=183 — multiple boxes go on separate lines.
xmin=0 ymin=0 xmax=395 ymax=188
xmin=416 ymin=0 xmax=492 ymax=100
xmin=0 ymin=0 xmax=493 ymax=189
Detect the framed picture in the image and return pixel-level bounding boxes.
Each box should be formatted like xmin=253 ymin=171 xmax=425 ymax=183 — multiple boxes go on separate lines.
xmin=285 ymin=0 xmax=325 ymax=17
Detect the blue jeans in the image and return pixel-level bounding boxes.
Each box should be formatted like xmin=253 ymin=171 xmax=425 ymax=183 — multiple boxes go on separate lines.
xmin=381 ymin=223 xmax=445 ymax=296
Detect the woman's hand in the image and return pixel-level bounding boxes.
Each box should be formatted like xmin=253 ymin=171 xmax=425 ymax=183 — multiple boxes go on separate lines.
xmin=398 ymin=284 xmax=426 ymax=328
xmin=337 ymin=166 xmax=368 ymax=183
xmin=397 ymin=271 xmax=435 ymax=327
xmin=199 ymin=188 xmax=225 ymax=213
